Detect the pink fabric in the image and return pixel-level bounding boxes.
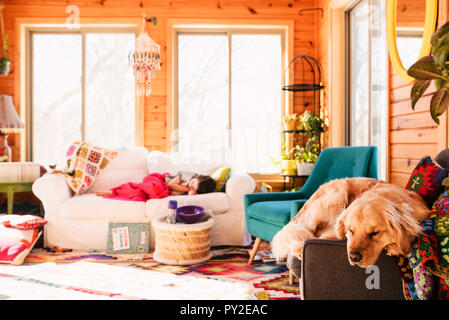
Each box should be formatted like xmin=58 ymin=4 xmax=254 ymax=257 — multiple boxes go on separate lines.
xmin=104 ymin=172 xmax=170 ymax=202
xmin=0 ymin=241 xmax=27 ymax=263
xmin=0 ymin=215 xmax=47 ymax=230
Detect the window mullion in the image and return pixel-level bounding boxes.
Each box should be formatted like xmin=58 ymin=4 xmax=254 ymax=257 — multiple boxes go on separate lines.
xmin=81 ymin=30 xmax=86 ymax=141
xmin=228 ymin=31 xmax=232 ymax=150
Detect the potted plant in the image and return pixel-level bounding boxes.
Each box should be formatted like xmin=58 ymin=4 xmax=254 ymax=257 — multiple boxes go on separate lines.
xmin=407 ymin=21 xmax=449 ymax=124
xmin=0 ymin=33 xmax=10 ymax=76
xmin=271 ymin=139 xmax=298 ymax=175
xmin=282 ymin=113 xmax=298 ymax=131
xmin=291 ymin=136 xmax=320 ymax=176
xmin=297 ymin=110 xmax=326 ymax=134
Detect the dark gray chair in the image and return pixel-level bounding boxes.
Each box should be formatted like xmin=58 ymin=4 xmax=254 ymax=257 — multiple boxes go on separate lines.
xmin=287 ymin=239 xmax=405 ymax=300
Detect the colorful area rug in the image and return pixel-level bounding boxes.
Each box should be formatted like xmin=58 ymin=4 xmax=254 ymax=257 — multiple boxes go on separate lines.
xmin=0 ymin=261 xmax=253 ymax=300
xmin=21 ymin=245 xmax=300 ymax=300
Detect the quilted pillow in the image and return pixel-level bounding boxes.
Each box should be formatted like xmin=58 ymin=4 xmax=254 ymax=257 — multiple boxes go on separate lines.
xmin=0 ymin=215 xmax=47 ymax=230
xmin=0 ymin=226 xmax=42 ymax=265
xmin=211 ymin=167 xmax=231 ymax=192
xmin=406 ymin=156 xmax=449 ymax=208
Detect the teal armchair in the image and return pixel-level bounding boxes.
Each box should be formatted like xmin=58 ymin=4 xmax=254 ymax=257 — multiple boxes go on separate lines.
xmin=244 ymin=146 xmax=378 ymax=264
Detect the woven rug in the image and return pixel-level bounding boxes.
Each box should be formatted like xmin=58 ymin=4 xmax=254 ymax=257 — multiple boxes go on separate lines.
xmin=21 ymin=246 xmax=300 ymax=300
xmin=0 ymin=261 xmax=254 ymax=300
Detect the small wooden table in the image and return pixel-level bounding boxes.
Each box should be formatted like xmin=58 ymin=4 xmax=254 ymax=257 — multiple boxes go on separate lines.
xmin=0 ymin=182 xmax=34 ymax=214
xmin=152 ymin=214 xmax=214 ymax=265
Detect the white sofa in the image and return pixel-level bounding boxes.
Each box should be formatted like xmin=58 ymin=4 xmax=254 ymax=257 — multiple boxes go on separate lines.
xmin=32 ymin=147 xmax=255 ymax=250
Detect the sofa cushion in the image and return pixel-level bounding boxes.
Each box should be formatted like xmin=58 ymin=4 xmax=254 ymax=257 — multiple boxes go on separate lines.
xmin=88 ymin=147 xmax=149 ymax=193
xmin=146 ymin=192 xmax=230 ymax=219
xmin=0 ymin=226 xmax=41 ymax=265
xmin=246 ymin=200 xmax=293 ymax=227
xmin=405 ymin=156 xmax=448 ymax=208
xmin=60 ymin=194 xmax=146 ymax=220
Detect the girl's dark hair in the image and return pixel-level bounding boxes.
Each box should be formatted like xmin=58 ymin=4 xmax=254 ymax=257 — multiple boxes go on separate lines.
xmin=197 ymin=175 xmax=216 ymax=194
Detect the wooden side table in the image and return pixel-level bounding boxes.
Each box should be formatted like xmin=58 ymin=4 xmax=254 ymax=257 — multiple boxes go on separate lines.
xmin=0 ymin=182 xmax=34 ymax=214
xmin=152 ymin=215 xmax=214 ymax=265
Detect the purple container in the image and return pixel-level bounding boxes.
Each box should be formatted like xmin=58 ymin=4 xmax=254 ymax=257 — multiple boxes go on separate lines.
xmin=176 ymin=205 xmax=205 ymax=224
xmin=168 ymin=200 xmax=178 ymax=209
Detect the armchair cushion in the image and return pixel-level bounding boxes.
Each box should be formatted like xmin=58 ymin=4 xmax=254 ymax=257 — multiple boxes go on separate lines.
xmin=290 ymin=199 xmax=307 ymax=220
xmin=246 ymin=200 xmax=294 ymax=227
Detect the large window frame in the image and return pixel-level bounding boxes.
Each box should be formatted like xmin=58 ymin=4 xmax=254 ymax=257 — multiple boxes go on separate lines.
xmin=344 ymin=0 xmax=387 ymax=179
xmin=168 ymin=20 xmax=293 ymax=174
xmin=18 ymin=19 xmax=142 ymax=162
xmin=27 ymin=26 xmax=138 ymax=162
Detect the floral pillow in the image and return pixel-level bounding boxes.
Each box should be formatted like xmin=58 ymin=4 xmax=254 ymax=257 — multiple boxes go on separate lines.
xmin=0 ymin=226 xmax=42 ymax=265
xmin=406 ymin=156 xmax=449 ymax=208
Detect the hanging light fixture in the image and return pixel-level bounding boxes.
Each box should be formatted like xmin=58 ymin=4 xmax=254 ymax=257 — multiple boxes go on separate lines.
xmin=129 ymin=14 xmax=161 ymax=96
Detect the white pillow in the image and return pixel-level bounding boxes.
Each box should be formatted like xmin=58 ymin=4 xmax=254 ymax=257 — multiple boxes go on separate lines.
xmin=88 ymin=147 xmax=149 ymax=193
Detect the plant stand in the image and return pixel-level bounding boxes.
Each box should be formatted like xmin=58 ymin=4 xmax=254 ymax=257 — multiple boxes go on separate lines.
xmin=281 ymin=56 xmax=324 ymax=187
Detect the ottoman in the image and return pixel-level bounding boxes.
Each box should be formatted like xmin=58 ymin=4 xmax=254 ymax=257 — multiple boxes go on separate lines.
xmin=152 ymin=215 xmax=214 ymax=265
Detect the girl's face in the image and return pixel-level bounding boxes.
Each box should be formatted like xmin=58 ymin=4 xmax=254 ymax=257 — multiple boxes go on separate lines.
xmin=188 ymin=178 xmax=200 ymax=191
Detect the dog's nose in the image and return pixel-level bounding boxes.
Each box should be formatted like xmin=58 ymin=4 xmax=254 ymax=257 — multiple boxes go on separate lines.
xmin=349 ymin=251 xmax=363 ymax=263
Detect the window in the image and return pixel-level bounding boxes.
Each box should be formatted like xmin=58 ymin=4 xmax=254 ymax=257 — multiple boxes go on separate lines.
xmin=174 ymin=29 xmax=283 ymax=173
xmin=397 ymin=30 xmax=423 ymax=70
xmin=29 ymin=28 xmax=136 ymax=166
xmin=346 ymin=0 xmax=387 ymax=179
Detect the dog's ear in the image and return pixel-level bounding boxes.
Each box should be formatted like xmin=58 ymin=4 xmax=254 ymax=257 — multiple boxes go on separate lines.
xmin=335 ymin=209 xmax=348 ymax=240
xmin=384 ymin=202 xmax=422 ymax=256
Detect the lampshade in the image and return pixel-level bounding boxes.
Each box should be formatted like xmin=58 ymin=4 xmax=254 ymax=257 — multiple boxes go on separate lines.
xmin=0 ymin=94 xmax=24 ymax=133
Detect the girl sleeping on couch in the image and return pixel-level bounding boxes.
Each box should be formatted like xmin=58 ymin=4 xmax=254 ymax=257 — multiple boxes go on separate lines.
xmin=95 ymin=172 xmax=216 ymax=201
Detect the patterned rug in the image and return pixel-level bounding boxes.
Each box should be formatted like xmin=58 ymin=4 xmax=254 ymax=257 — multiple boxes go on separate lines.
xmin=22 ymin=246 xmax=300 ymax=300
xmin=0 ymin=261 xmax=254 ymax=300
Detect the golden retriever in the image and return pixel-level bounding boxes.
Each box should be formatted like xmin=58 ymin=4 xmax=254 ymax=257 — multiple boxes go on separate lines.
xmin=271 ymin=177 xmax=430 ymax=268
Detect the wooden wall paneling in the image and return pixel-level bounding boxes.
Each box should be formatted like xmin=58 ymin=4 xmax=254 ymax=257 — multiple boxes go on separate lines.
xmin=1 ymin=0 xmax=321 ymax=160
xmin=387 ymin=0 xmax=449 ymax=185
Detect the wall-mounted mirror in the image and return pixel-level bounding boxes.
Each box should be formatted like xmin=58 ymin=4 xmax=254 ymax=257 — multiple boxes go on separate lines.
xmin=386 ymin=0 xmax=438 ymax=82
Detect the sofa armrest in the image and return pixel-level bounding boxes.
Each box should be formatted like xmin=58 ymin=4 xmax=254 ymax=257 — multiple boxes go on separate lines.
xmin=32 ymin=174 xmax=73 ymax=219
xmin=299 ymin=239 xmax=404 ymax=300
xmin=225 ymin=172 xmax=255 ymax=208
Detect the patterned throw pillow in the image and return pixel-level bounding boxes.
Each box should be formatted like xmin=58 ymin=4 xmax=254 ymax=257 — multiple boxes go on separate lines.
xmin=0 ymin=226 xmax=42 ymax=265
xmin=0 ymin=215 xmax=47 ymax=230
xmin=406 ymin=156 xmax=449 ymax=208
xmin=211 ymin=167 xmax=231 ymax=192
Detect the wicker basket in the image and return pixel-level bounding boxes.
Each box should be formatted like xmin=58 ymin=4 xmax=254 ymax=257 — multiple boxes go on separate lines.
xmin=152 ymin=216 xmax=214 ymax=265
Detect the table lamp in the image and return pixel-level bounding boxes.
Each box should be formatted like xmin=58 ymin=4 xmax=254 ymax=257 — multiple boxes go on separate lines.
xmin=0 ymin=94 xmax=24 ymax=162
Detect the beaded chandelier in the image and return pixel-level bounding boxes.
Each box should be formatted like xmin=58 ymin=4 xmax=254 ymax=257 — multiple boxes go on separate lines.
xmin=129 ymin=15 xmax=161 ymax=96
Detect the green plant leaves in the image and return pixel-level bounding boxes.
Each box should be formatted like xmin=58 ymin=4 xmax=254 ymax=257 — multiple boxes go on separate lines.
xmin=434 ymin=43 xmax=449 ymax=68
xmin=411 ymin=80 xmax=431 ymax=110
xmin=431 ymin=21 xmax=449 ymax=48
xmin=408 ymin=56 xmax=445 ymax=80
xmin=430 ymin=87 xmax=449 ymax=125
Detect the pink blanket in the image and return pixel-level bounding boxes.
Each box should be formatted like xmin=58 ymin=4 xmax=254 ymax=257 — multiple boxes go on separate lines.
xmin=104 ymin=173 xmax=170 ymax=202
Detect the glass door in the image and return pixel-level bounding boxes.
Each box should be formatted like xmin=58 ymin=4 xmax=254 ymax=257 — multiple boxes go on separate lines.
xmin=346 ymin=0 xmax=387 ymax=179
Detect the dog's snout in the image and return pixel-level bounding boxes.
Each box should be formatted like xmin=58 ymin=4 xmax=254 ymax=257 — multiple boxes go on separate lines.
xmin=349 ymin=251 xmax=363 ymax=263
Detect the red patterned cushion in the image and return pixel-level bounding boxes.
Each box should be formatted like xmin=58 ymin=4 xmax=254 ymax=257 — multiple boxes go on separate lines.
xmin=406 ymin=156 xmax=449 ymax=208
xmin=0 ymin=227 xmax=41 ymax=265
xmin=0 ymin=215 xmax=47 ymax=230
